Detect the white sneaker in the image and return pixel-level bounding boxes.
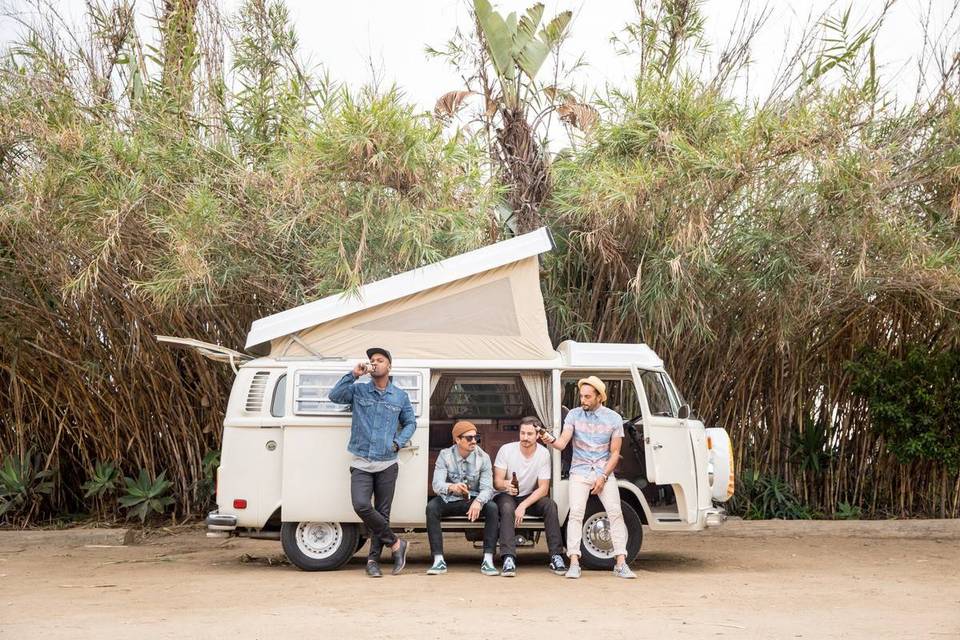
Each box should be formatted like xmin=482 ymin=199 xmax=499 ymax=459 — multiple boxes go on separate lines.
xmin=565 ymin=564 xmax=581 ymax=579
xmin=613 ymin=563 xmax=637 ymax=579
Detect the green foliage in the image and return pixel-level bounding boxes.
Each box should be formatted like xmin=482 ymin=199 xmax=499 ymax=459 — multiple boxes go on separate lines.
xmin=789 ymin=420 xmax=833 ymax=476
xmin=118 ymin=470 xmax=175 ymax=523
xmin=732 ymin=470 xmax=816 ymax=520
xmin=0 ymin=449 xmax=54 ymax=524
xmin=834 ymin=501 xmax=862 ymax=520
xmin=81 ymin=461 xmax=120 ymax=499
xmin=198 ymin=450 xmax=220 ymax=504
xmin=473 ymin=0 xmax=571 ymax=106
xmin=846 ymin=347 xmax=960 ymax=472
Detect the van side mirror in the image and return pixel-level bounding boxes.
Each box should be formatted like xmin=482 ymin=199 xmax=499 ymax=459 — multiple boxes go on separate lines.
xmin=678 ymin=404 xmax=690 ymax=420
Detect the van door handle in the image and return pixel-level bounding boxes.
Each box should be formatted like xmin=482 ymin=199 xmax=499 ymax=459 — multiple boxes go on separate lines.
xmin=399 ymin=445 xmax=420 ymax=453
xmin=652 ymin=444 xmax=663 ymax=450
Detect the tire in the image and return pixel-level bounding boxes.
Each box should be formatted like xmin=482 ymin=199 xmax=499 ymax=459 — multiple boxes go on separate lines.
xmin=572 ymin=497 xmax=643 ymax=570
xmin=280 ymin=521 xmax=359 ymax=571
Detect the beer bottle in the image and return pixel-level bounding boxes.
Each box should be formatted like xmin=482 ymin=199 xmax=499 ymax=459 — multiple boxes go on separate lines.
xmin=511 ymin=472 xmax=519 ymax=495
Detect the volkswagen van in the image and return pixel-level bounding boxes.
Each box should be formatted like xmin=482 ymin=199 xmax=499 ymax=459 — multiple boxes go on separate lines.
xmin=161 ymin=228 xmax=733 ymax=571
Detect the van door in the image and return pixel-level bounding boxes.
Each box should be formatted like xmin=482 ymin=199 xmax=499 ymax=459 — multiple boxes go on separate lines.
xmin=281 ymin=366 xmax=429 ymax=526
xmin=629 ymin=364 xmax=699 ymax=523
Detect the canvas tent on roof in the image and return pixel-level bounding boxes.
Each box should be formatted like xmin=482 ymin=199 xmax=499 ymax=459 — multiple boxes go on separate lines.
xmin=245 ymin=227 xmax=557 ymax=361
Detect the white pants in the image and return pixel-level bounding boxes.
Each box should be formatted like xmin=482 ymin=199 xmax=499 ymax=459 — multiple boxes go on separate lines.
xmin=566 ymin=474 xmax=628 ymax=559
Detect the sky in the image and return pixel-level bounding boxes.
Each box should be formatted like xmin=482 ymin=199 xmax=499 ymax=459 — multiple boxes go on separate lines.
xmin=1 ymin=0 xmax=958 ymax=111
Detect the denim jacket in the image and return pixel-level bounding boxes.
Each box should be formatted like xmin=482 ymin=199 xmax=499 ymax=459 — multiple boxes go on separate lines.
xmin=431 ymin=445 xmax=494 ymax=505
xmin=329 ymin=372 xmax=416 ymax=462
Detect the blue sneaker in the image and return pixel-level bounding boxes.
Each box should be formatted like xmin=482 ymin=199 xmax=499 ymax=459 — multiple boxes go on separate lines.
xmin=480 ymin=559 xmax=499 ymax=576
xmin=501 ymin=556 xmax=517 ymax=577
xmin=427 ymin=558 xmax=447 ymax=575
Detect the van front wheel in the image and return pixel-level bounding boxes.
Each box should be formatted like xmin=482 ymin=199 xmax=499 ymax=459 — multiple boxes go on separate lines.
xmin=573 ymin=498 xmax=643 ymax=570
xmin=281 ymin=521 xmax=359 ymax=571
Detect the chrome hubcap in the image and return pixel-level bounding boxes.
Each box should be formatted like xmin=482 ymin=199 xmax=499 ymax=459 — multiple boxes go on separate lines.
xmin=583 ymin=512 xmax=615 ymax=558
xmin=295 ymin=522 xmax=343 ymax=559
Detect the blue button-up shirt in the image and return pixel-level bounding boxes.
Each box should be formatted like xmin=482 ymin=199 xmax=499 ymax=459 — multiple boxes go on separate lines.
xmin=432 ymin=445 xmax=494 ymax=505
xmin=329 ymin=372 xmax=416 ymax=462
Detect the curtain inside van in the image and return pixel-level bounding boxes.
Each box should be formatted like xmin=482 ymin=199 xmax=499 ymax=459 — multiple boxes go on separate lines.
xmin=520 ymin=373 xmax=553 ymax=430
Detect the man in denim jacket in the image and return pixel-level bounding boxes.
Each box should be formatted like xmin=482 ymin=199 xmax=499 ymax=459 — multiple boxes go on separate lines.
xmin=424 ymin=420 xmax=499 ymax=576
xmin=329 ymin=347 xmax=416 ymax=577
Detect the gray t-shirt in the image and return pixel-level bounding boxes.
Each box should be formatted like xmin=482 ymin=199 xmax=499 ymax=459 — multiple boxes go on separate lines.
xmin=493 ymin=442 xmax=551 ymax=497
xmin=350 ymin=456 xmax=397 ymax=473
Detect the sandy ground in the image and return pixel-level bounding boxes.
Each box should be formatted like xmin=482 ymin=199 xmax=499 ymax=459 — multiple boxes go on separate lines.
xmin=1 ymin=520 xmax=959 ymax=639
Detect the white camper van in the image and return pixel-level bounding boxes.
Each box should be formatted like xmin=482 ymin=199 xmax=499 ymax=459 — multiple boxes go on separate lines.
xmin=161 ymin=228 xmax=734 ymax=571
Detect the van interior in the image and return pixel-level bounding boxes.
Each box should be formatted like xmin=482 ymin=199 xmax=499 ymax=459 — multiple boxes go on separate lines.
xmin=426 ymin=373 xmax=677 ymax=512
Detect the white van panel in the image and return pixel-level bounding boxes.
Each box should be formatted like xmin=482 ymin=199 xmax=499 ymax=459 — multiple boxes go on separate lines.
xmin=218 ymin=425 xmax=283 ymax=528
xmin=280 ymin=424 xmax=428 ymax=525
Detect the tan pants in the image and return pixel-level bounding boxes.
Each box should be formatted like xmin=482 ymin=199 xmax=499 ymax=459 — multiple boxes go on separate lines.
xmin=566 ymin=474 xmax=628 ymax=559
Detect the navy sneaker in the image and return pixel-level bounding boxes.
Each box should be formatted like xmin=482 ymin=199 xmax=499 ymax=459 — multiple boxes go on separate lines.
xmin=501 ymin=556 xmax=517 ymax=577
xmin=549 ymin=554 xmax=567 ymax=575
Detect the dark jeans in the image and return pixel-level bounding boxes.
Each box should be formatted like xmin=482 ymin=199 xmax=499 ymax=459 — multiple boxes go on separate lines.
xmin=425 ymin=496 xmax=499 ymax=556
xmin=494 ymin=492 xmax=564 ymax=559
xmin=350 ymin=463 xmax=399 ymax=562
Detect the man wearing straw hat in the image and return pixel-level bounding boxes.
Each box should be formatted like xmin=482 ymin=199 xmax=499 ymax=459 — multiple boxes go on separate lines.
xmin=540 ymin=375 xmax=637 ymax=579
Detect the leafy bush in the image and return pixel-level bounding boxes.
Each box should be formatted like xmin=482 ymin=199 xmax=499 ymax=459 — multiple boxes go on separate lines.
xmin=81 ymin=461 xmax=120 ymax=499
xmin=119 ymin=470 xmax=175 ymax=523
xmin=0 ymin=449 xmax=54 ymax=524
xmin=198 ymin=450 xmax=220 ymax=504
xmin=846 ymin=347 xmax=960 ymax=472
xmin=834 ymin=501 xmax=862 ymax=520
xmin=732 ymin=470 xmax=816 ymax=520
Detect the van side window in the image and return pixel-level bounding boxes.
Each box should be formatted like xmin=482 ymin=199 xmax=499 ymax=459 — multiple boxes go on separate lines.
xmin=271 ymin=374 xmax=287 ymax=417
xmin=293 ymin=370 xmax=422 ymax=416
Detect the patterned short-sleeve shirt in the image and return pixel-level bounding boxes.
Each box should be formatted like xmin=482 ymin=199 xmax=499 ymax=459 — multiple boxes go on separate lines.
xmin=563 ymin=405 xmax=625 ymax=479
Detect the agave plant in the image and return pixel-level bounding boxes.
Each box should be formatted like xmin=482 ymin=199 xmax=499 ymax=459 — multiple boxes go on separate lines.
xmin=119 ymin=470 xmax=175 ymax=523
xmin=81 ymin=461 xmax=121 ymax=499
xmin=0 ymin=449 xmax=54 ymax=525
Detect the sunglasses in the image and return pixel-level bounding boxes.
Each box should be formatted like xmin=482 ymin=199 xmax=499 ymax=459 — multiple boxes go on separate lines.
xmin=459 ymin=434 xmax=481 ymax=442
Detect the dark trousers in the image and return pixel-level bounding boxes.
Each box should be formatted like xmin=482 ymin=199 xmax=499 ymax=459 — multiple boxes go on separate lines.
xmin=350 ymin=463 xmax=399 ymax=562
xmin=494 ymin=492 xmax=564 ymax=558
xmin=425 ymin=495 xmax=499 ymax=556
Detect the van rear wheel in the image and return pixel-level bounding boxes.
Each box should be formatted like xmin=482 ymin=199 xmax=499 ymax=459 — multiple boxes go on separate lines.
xmin=572 ymin=498 xmax=643 ymax=570
xmin=281 ymin=521 xmax=359 ymax=571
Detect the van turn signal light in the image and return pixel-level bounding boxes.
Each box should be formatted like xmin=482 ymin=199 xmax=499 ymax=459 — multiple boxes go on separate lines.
xmin=233 ymin=499 xmax=247 ymax=509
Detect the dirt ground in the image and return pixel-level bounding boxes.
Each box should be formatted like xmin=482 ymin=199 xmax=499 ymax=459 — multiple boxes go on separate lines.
xmin=1 ymin=520 xmax=959 ymax=639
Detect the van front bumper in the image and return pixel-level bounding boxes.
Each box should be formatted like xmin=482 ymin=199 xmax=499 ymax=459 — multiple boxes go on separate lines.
xmin=704 ymin=507 xmax=727 ymax=527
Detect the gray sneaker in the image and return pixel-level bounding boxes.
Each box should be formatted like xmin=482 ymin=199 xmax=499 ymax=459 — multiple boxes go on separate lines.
xmin=613 ymin=563 xmax=637 ymax=579
xmin=564 ymin=564 xmax=581 ymax=579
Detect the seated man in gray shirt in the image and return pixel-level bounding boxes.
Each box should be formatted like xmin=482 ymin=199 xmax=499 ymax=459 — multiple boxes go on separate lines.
xmin=425 ymin=420 xmax=499 ymax=576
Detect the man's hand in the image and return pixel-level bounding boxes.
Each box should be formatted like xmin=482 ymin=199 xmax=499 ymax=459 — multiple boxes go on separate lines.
xmin=448 ymin=482 xmax=469 ymax=497
xmin=514 ymin=504 xmax=527 ymax=527
xmin=467 ymin=500 xmax=482 ymax=522
xmin=506 ymin=483 xmax=519 ymax=496
xmin=590 ymin=474 xmax=607 ymax=496
xmin=538 ymin=430 xmax=555 ymax=444
xmin=352 ymin=361 xmax=367 ymax=378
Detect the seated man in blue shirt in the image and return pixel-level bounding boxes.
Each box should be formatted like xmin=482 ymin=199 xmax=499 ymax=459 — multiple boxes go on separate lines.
xmin=425 ymin=420 xmax=499 ymax=576
xmin=329 ymin=347 xmax=416 ymax=578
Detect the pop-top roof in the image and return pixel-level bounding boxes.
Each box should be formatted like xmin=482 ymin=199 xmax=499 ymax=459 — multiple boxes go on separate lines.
xmin=245 ymin=227 xmax=556 ymax=359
